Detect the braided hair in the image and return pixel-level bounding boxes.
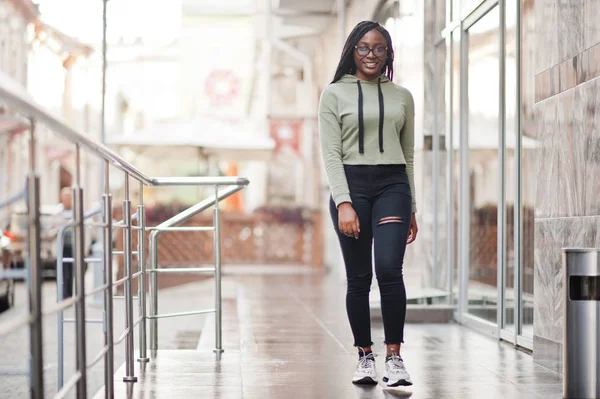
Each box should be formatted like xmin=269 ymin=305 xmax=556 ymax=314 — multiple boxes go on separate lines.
xmin=331 ymin=21 xmax=394 ymax=84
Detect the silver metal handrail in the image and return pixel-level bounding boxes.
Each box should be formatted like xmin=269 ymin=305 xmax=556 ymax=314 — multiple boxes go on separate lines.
xmin=0 ymin=70 xmax=250 ymax=398
xmin=148 ymin=185 xmax=245 ymax=355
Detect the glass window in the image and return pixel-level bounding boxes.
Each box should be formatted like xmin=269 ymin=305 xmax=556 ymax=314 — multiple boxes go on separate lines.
xmin=432 ymin=39 xmax=448 ymax=297
xmin=466 ymin=6 xmax=500 ymax=324
xmin=451 ymin=31 xmax=460 ymax=298
xmin=504 ymin=0 xmax=517 ymax=333
xmin=521 ymin=0 xmax=536 ymax=340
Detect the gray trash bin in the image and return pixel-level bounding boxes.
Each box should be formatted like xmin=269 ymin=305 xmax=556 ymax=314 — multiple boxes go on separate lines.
xmin=562 ymin=248 xmax=600 ymax=399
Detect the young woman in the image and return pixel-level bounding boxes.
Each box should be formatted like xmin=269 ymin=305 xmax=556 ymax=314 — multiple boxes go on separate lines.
xmin=318 ymin=20 xmax=418 ymax=387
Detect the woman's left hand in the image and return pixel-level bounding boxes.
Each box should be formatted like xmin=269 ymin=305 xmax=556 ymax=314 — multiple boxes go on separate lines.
xmin=406 ymin=213 xmax=418 ymax=244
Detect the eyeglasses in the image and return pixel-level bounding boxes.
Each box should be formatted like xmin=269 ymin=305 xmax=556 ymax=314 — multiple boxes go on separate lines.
xmin=354 ymin=45 xmax=388 ymax=58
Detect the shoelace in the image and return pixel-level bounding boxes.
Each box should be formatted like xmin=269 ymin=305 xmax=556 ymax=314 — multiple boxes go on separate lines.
xmin=357 ymin=350 xmax=376 ymax=371
xmin=387 ymin=349 xmax=406 ymax=372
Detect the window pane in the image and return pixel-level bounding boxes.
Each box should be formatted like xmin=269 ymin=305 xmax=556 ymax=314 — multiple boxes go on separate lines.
xmin=505 ymin=0 xmax=517 ymax=333
xmin=521 ymin=0 xmax=536 ymax=339
xmin=452 ymin=31 xmax=460 ymax=300
xmin=466 ymin=6 xmax=500 ymax=324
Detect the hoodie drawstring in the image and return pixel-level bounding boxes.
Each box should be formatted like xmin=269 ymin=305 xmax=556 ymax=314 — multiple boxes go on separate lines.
xmin=356 ymin=81 xmax=365 ymax=154
xmin=356 ymin=78 xmax=385 ymax=155
xmin=377 ymin=77 xmax=384 ymax=153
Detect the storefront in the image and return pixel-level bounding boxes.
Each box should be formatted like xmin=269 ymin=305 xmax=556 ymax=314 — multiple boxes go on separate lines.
xmin=374 ymin=0 xmax=536 ymax=351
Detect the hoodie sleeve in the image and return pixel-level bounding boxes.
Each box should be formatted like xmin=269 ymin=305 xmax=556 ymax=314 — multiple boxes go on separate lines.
xmin=318 ymin=87 xmax=351 ymax=207
xmin=400 ymin=91 xmax=417 ymax=213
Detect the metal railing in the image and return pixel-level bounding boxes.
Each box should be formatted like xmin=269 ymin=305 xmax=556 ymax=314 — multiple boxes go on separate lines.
xmin=0 ymin=71 xmax=249 ymax=398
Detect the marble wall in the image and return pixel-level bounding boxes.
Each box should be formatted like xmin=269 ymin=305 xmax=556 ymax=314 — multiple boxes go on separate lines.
xmin=533 ymin=0 xmax=600 ymax=372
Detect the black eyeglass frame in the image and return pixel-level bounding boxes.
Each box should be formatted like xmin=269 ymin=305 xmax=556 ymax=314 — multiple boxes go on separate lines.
xmin=354 ymin=45 xmax=388 ymax=58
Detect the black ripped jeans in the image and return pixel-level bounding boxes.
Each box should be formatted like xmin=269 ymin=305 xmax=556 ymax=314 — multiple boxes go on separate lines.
xmin=329 ymin=164 xmax=412 ymax=348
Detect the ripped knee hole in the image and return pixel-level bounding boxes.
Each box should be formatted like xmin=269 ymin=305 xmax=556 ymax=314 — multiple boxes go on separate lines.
xmin=377 ymin=216 xmax=403 ymax=226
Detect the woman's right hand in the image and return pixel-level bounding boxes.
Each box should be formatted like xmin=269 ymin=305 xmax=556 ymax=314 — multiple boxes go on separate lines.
xmin=338 ymin=202 xmax=360 ymax=239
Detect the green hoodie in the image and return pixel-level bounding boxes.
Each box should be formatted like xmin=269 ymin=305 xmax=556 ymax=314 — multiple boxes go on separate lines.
xmin=318 ymin=73 xmax=417 ymax=213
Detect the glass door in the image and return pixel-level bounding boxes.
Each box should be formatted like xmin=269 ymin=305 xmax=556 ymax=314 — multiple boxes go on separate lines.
xmin=462 ymin=6 xmax=501 ymax=332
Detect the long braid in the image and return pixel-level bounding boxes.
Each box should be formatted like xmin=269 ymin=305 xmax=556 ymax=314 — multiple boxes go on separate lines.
xmin=331 ymin=21 xmax=395 ymax=84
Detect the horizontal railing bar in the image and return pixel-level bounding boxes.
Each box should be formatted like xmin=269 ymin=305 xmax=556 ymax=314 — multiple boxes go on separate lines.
xmin=112 ymin=251 xmax=138 ymax=255
xmin=151 ymin=176 xmax=249 ymax=187
xmin=86 ymin=283 xmax=110 ymax=298
xmin=62 ymin=257 xmax=103 ymax=263
xmin=151 ymin=267 xmax=216 ymax=274
xmin=147 ymin=309 xmax=215 ymax=320
xmin=42 ymin=296 xmax=77 ymax=316
xmin=87 ymin=345 xmax=109 ymax=370
xmin=0 ymin=269 xmax=28 ymax=280
xmin=147 ymin=226 xmax=214 ymax=232
xmin=57 ymin=207 xmax=103 ymax=233
xmin=112 ymin=212 xmax=138 ymax=229
xmin=0 ymin=368 xmax=28 ymax=376
xmin=113 ymin=296 xmax=139 ymax=300
xmin=64 ymin=319 xmax=103 ymax=324
xmin=114 ymin=328 xmax=130 ymax=346
xmin=113 ymin=275 xmax=128 ymax=287
xmin=0 ymin=71 xmax=153 ymax=185
xmin=132 ymin=270 xmax=143 ymax=279
xmin=0 ymin=314 xmax=30 ymax=337
xmin=85 ymin=222 xmax=107 ymax=228
xmin=53 ymin=370 xmax=82 ymax=399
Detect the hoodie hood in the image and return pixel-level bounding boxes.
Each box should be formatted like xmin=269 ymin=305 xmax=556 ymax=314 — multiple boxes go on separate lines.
xmin=337 ymin=74 xmax=390 ymax=153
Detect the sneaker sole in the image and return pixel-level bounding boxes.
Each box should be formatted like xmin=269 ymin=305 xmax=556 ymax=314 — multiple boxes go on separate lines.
xmin=352 ymin=376 xmax=378 ymax=385
xmin=382 ymin=376 xmax=413 ymax=387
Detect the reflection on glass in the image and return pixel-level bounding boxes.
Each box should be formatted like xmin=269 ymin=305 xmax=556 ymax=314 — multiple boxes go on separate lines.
xmin=466 ymin=7 xmax=499 ymax=324
xmin=521 ymin=0 xmax=536 ymax=339
xmin=452 ymin=32 xmax=460 ymax=303
xmin=433 ymin=40 xmax=448 ymax=299
xmin=504 ymin=0 xmax=517 ymax=333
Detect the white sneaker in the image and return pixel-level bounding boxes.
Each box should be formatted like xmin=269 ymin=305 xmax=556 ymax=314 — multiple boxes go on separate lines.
xmin=382 ymin=350 xmax=412 ymax=387
xmin=352 ymin=352 xmax=378 ymax=385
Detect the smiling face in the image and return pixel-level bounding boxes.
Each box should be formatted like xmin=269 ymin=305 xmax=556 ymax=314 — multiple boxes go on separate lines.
xmin=352 ymin=28 xmax=388 ymax=81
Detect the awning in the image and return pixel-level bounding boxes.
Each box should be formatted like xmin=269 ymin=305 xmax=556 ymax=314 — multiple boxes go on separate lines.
xmin=107 ymin=117 xmax=275 ymax=162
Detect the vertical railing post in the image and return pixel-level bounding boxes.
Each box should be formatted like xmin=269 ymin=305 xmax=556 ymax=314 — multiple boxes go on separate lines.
xmin=149 ymin=231 xmax=159 ymax=352
xmin=27 ymin=119 xmax=44 ymax=399
xmin=137 ymin=180 xmax=149 ymax=362
xmin=56 ymin=228 xmax=65 ymax=390
xmin=214 ymin=185 xmax=223 ymax=353
xmin=102 ymin=161 xmax=115 ymax=398
xmin=122 ymin=174 xmax=137 ymax=382
xmin=73 ymin=145 xmax=88 ymax=398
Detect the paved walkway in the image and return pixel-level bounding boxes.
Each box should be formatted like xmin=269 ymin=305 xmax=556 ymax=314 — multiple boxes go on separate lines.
xmin=95 ymin=273 xmax=563 ymax=399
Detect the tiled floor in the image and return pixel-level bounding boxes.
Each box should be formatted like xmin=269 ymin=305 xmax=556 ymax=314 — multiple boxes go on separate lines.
xmin=95 ymin=274 xmax=563 ymax=399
